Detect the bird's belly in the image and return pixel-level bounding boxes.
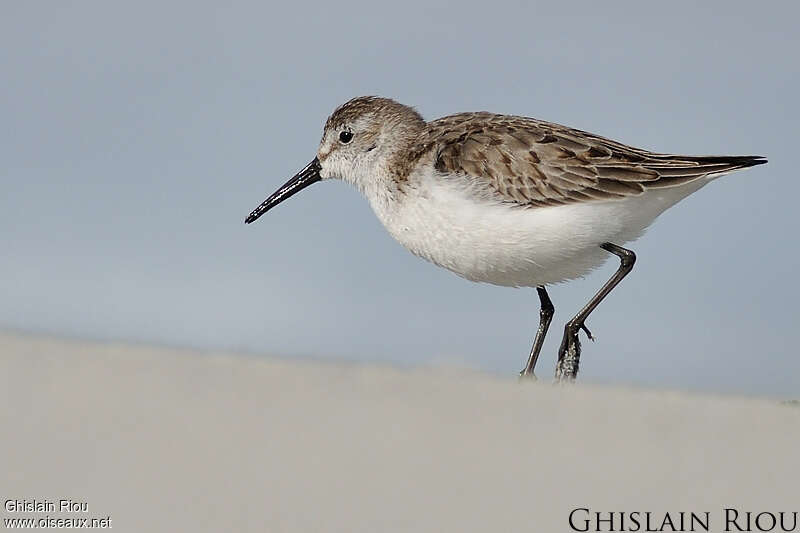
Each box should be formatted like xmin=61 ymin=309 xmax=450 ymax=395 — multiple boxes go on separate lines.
xmin=379 ymin=178 xmax=707 ymax=287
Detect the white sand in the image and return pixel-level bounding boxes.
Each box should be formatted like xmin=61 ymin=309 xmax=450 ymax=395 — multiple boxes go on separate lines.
xmin=1 ymin=331 xmax=797 ymax=532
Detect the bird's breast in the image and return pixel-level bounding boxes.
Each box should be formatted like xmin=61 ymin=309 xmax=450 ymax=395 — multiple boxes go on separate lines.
xmin=366 ymin=168 xmax=707 ymax=287
xmin=370 ymin=172 xmax=612 ymax=286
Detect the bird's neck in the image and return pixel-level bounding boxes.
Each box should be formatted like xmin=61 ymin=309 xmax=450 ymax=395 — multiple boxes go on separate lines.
xmin=352 ymin=127 xmax=426 ymax=216
xmin=354 ymin=159 xmax=407 ymax=222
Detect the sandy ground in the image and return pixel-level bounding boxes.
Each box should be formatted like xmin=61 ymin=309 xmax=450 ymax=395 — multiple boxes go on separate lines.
xmin=1 ymin=331 xmax=798 ymax=532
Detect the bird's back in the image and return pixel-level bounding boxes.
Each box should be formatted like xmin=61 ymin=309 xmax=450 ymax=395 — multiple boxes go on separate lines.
xmin=407 ymin=112 xmax=766 ymax=208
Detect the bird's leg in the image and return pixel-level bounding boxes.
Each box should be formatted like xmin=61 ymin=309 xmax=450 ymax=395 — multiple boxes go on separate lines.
xmin=555 ymin=243 xmax=636 ymax=382
xmin=519 ymin=286 xmax=555 ymax=380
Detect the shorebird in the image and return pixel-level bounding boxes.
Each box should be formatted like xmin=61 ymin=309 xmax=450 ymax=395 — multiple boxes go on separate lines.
xmin=245 ymin=96 xmax=766 ymax=381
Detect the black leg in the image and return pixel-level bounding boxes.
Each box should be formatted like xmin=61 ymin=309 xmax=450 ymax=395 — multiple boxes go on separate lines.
xmin=519 ymin=286 xmax=555 ymax=379
xmin=555 ymin=243 xmax=636 ymax=382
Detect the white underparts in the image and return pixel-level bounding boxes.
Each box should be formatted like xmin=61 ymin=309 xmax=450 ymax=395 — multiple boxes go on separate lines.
xmin=362 ymin=169 xmax=714 ymax=287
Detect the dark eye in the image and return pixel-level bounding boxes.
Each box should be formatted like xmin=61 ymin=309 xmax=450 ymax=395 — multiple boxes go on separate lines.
xmin=339 ymin=131 xmax=353 ymax=144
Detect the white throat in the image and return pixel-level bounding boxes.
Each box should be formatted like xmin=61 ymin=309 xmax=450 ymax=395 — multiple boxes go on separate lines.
xmin=330 ymin=149 xmax=407 ymax=222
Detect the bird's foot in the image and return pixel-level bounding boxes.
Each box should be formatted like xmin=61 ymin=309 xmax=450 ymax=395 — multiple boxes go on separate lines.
xmin=518 ymin=369 xmax=538 ymax=382
xmin=555 ymin=323 xmax=583 ymax=382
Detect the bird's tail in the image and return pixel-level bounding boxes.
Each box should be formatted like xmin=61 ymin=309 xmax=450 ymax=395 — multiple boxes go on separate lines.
xmin=644 ymin=155 xmax=767 ymax=189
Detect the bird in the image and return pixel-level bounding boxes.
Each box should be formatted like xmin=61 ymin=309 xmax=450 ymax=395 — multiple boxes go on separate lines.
xmin=245 ymin=96 xmax=766 ymax=381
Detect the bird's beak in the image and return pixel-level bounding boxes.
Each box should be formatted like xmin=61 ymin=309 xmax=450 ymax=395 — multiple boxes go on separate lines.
xmin=244 ymin=158 xmax=322 ymax=224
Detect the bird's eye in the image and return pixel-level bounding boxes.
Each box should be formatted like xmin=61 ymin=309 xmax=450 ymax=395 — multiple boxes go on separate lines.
xmin=339 ymin=131 xmax=353 ymax=144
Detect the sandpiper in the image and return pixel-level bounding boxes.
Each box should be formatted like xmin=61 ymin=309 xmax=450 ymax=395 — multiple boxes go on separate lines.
xmin=245 ymin=96 xmax=766 ymax=381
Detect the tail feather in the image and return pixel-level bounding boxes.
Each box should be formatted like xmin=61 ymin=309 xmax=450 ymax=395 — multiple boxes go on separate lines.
xmin=679 ymin=154 xmax=768 ymax=168
xmin=643 ymin=155 xmax=766 ymax=189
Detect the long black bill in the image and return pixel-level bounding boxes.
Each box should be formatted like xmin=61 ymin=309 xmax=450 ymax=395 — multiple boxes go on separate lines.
xmin=244 ymin=158 xmax=322 ymax=224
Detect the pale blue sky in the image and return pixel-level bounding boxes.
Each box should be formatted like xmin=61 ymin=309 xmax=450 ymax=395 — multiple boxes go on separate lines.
xmin=1 ymin=2 xmax=797 ymax=395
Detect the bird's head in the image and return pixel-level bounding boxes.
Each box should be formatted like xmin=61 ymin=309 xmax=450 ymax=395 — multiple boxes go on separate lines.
xmin=245 ymin=96 xmax=424 ymax=224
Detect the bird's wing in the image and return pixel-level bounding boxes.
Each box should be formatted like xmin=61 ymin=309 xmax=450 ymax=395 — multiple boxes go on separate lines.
xmin=422 ymin=112 xmax=765 ymax=207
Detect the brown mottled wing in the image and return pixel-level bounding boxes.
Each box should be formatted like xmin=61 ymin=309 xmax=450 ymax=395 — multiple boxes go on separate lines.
xmin=424 ymin=112 xmax=765 ymax=207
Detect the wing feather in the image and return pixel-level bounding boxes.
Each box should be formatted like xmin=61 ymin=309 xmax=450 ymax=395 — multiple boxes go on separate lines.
xmin=421 ymin=113 xmax=765 ymax=207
